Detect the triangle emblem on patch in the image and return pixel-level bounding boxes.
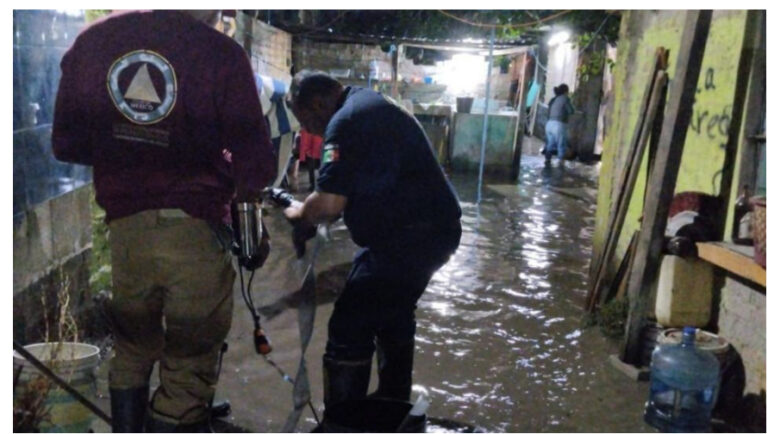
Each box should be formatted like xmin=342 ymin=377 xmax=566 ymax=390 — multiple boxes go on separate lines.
xmin=124 ymin=64 xmax=162 ymax=103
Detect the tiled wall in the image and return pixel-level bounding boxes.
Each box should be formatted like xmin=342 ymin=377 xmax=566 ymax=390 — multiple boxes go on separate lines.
xmin=13 ymin=10 xmax=90 ymax=224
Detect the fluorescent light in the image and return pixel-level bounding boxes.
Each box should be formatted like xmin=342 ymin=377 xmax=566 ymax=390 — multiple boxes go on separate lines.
xmin=548 ymin=30 xmax=571 ymax=47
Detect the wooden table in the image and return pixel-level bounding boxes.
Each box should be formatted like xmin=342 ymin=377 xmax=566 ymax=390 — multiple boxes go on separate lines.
xmin=696 ymin=241 xmax=766 ymax=288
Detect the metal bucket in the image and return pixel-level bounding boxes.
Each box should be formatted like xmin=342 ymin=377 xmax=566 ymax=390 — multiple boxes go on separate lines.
xmin=320 ymin=398 xmax=426 ymax=433
xmin=13 ymin=342 xmax=101 ymax=433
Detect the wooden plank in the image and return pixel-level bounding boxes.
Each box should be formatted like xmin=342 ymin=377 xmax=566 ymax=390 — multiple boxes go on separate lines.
xmin=697 ymin=242 xmax=766 ymax=287
xmin=587 ymin=50 xmax=659 ymax=280
xmin=604 ymin=230 xmax=639 ymax=303
xmin=586 ymin=48 xmax=668 ymax=311
xmin=645 ymin=73 xmax=669 ymax=199
xmin=714 ymin=10 xmax=762 ymax=238
xmin=587 ymin=70 xmax=669 ymax=311
xmin=621 ymin=10 xmax=712 ymax=365
xmin=737 ymin=12 xmax=766 ymax=208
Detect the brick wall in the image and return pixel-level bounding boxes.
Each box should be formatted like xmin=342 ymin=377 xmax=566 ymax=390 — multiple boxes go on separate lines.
xmin=236 ymin=14 xmax=292 ymax=82
xmin=292 ymin=38 xmax=391 ymax=82
xmin=717 ymin=277 xmax=766 ymax=395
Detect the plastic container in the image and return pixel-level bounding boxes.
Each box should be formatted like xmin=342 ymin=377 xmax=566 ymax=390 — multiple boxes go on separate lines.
xmin=644 ymin=327 xmax=721 ymax=432
xmin=14 ymin=342 xmax=101 ymax=433
xmin=656 ymin=328 xmax=729 ymax=364
xmin=657 ymin=328 xmax=744 ymax=418
xmin=654 ymin=255 xmax=713 ymax=327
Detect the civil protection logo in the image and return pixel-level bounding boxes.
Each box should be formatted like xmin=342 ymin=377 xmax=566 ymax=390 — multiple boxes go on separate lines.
xmin=107 ymin=50 xmax=177 ymax=125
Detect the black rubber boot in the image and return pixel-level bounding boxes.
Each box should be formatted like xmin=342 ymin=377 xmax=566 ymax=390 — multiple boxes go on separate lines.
xmin=145 ymin=414 xmax=178 ymax=433
xmin=145 ymin=414 xmax=212 ymax=433
xmin=322 ymin=355 xmax=372 ymax=409
xmin=372 ymin=338 xmax=415 ymax=402
xmin=210 ymin=400 xmax=231 ymax=419
xmin=110 ymin=387 xmax=149 ymax=433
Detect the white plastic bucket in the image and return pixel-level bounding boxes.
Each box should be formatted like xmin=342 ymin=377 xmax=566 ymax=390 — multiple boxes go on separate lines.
xmin=14 ymin=342 xmax=101 ymax=433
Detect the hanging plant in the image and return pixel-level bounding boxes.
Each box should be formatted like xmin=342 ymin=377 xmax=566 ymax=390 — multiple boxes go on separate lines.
xmin=577 ymin=50 xmax=607 ymax=83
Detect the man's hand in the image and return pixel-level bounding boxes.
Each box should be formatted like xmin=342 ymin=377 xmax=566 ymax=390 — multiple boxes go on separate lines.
xmin=283 ymin=202 xmax=317 ymax=258
xmin=291 ymin=223 xmax=317 ymax=258
xmin=283 ymin=203 xmax=303 ymax=222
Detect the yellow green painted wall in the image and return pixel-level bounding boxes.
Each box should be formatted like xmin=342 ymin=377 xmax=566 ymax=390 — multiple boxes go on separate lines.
xmin=594 ymin=10 xmax=748 ymax=273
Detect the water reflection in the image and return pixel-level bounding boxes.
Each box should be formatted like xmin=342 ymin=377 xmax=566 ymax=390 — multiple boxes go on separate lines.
xmin=414 ymin=156 xmax=650 ymax=432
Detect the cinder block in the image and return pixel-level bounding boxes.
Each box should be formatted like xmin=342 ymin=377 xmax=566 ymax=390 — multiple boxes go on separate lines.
xmin=13 ymin=200 xmax=54 ymax=293
xmin=50 ymin=189 xmax=80 ymax=260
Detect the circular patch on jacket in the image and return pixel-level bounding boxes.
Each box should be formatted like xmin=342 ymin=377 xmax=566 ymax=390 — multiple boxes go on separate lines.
xmin=107 ymin=50 xmax=177 ymax=125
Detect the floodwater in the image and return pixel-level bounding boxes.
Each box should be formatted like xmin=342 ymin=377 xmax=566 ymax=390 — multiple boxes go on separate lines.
xmin=93 ymin=148 xmax=653 ymax=433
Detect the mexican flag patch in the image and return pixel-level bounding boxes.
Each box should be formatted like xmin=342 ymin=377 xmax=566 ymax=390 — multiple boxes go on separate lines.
xmin=322 ymin=143 xmax=340 ymax=164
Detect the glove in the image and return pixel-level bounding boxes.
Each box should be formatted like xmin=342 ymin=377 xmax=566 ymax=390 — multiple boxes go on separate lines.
xmin=291 ymin=222 xmax=317 ymax=258
xmin=238 ymin=222 xmax=271 ymax=271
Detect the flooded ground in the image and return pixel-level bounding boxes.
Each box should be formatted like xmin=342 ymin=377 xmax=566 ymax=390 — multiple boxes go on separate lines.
xmin=93 ymin=144 xmax=653 ymax=432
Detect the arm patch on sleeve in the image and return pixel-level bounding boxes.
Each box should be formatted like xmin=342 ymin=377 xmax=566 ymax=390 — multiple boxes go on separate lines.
xmin=321 ymin=143 xmax=341 ymax=164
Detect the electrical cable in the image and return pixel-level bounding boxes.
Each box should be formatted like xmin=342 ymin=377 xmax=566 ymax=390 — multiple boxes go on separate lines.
xmin=437 ymin=10 xmax=573 ymax=30
xmin=578 ymin=14 xmax=612 ymax=54
xmin=236 ymin=261 xmax=322 ymax=427
xmin=290 ymin=11 xmax=352 ymax=36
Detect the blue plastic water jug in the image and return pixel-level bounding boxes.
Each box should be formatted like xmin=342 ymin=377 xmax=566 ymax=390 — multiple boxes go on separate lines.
xmin=644 ymin=326 xmax=721 ymax=432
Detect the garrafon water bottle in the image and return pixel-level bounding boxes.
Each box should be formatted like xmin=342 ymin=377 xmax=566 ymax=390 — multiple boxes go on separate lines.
xmin=644 ymin=326 xmax=721 ymax=432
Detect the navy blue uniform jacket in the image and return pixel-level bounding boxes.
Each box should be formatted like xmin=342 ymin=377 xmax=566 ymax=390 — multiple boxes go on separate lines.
xmin=316 ymin=87 xmax=462 ymax=255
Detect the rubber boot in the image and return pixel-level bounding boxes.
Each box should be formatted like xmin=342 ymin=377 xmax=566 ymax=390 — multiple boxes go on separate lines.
xmin=322 ymin=355 xmax=372 ymax=409
xmin=110 ymin=386 xmax=149 ymax=433
xmin=372 ymin=338 xmax=415 ymax=402
xmin=210 ymin=400 xmax=231 ymax=419
xmin=145 ymin=413 xmax=212 ymax=433
xmin=145 ymin=413 xmax=178 ymax=433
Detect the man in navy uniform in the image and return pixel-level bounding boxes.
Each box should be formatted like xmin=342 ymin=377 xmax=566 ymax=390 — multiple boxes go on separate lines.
xmin=285 ymin=71 xmax=462 ymax=408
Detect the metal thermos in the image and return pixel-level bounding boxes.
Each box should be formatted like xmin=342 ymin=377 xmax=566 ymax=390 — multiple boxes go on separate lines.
xmin=237 ymin=201 xmax=263 ymax=258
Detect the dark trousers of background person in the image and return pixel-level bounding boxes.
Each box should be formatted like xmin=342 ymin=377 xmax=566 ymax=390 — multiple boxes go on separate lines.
xmin=306 ymin=157 xmax=318 ymax=191
xmin=322 ymin=221 xmax=461 ymax=408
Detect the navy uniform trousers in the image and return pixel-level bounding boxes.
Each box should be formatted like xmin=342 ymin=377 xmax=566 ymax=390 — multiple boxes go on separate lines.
xmin=323 ymin=221 xmax=461 ymax=405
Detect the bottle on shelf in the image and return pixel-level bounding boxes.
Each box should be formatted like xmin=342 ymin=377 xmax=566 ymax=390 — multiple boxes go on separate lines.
xmin=732 ymin=185 xmax=754 ymax=245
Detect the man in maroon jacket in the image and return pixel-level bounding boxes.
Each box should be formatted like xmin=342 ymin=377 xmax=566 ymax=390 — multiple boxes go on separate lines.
xmin=52 ymin=10 xmax=275 ymax=432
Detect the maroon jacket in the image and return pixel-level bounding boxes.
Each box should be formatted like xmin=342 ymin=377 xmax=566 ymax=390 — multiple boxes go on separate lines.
xmin=52 ymin=10 xmax=275 ymax=224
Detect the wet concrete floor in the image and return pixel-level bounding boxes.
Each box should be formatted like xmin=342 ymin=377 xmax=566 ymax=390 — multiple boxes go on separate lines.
xmin=94 ymin=145 xmax=654 ymax=432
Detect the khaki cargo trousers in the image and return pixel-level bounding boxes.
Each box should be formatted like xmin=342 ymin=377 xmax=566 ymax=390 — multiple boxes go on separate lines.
xmin=107 ymin=209 xmax=235 ymax=424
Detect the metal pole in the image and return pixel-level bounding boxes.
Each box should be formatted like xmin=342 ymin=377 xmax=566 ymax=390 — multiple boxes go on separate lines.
xmin=477 ymin=28 xmax=495 ymax=203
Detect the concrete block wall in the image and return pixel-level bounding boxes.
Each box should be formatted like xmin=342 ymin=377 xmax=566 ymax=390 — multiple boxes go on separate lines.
xmin=293 ymin=38 xmax=391 ymax=81
xmin=718 ymin=277 xmax=766 ymax=395
xmin=13 ymin=186 xmax=95 ymax=342
xmin=236 ymin=14 xmax=293 ymax=82
xmin=13 ymin=10 xmax=97 ymax=344
xmin=450 ymin=113 xmax=518 ymax=173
